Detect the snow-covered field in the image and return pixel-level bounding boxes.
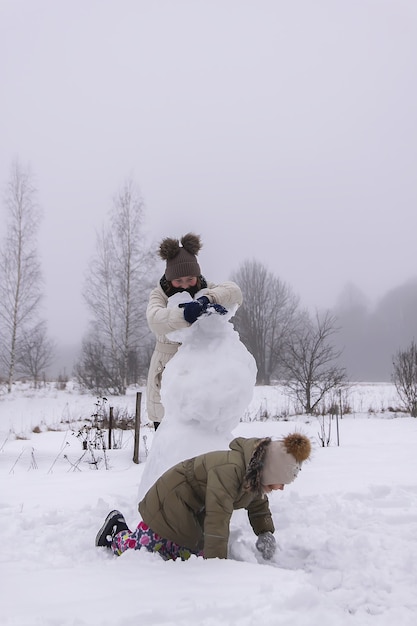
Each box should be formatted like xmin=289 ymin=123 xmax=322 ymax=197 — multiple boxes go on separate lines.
xmin=1 ymin=381 xmax=416 ymax=626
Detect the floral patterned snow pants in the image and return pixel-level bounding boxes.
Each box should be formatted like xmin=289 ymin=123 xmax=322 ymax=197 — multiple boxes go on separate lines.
xmin=112 ymin=521 xmax=204 ymax=561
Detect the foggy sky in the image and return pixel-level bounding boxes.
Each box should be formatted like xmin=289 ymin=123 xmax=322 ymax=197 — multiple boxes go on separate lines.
xmin=1 ymin=0 xmax=416 ymax=353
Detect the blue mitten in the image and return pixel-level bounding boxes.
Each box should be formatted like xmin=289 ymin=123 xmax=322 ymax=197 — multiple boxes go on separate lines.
xmin=196 ymin=296 xmax=210 ymax=310
xmin=208 ymin=303 xmax=228 ymax=315
xmin=256 ymin=532 xmax=276 ymax=560
xmin=179 ymin=298 xmax=208 ymax=324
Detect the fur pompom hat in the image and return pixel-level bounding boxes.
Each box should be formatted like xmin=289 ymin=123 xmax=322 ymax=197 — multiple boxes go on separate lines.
xmin=261 ymin=433 xmax=311 ymax=486
xmin=159 ymin=233 xmax=202 ymax=281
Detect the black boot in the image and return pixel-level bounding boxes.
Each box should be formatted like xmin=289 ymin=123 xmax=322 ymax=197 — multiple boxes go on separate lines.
xmin=95 ymin=510 xmax=129 ymax=548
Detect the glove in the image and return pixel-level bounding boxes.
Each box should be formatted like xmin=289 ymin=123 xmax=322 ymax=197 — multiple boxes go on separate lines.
xmin=196 ymin=296 xmax=210 ymax=309
xmin=179 ymin=296 xmax=209 ymax=324
xmin=208 ymin=303 xmax=228 ymax=315
xmin=256 ymin=532 xmax=276 ymax=560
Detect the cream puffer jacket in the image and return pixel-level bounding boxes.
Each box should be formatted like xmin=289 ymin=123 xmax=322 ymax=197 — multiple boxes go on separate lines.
xmin=145 ymin=280 xmax=242 ymax=423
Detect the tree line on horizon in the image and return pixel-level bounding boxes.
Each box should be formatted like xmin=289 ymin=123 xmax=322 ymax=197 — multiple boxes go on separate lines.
xmin=1 ymin=159 xmax=417 ymax=415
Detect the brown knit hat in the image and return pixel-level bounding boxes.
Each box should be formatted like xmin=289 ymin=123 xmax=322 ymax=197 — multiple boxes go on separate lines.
xmin=159 ymin=233 xmax=202 ymax=281
xmin=261 ymin=433 xmax=311 ymax=486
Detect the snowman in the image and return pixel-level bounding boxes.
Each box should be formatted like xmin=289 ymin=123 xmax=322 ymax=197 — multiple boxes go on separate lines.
xmin=138 ymin=290 xmax=257 ymax=499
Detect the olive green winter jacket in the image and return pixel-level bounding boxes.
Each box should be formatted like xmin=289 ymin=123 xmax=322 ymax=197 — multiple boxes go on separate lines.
xmin=138 ymin=437 xmax=275 ymax=559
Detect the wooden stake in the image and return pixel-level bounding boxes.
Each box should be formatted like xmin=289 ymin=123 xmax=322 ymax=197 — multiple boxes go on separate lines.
xmin=133 ymin=391 xmax=142 ymax=464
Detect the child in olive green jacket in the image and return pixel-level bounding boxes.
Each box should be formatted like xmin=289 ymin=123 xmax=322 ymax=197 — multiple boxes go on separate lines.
xmin=96 ymin=433 xmax=311 ymax=561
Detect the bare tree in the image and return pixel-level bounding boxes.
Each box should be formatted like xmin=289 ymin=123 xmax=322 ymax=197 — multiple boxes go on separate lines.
xmin=17 ymin=321 xmax=55 ymax=388
xmin=78 ymin=179 xmax=155 ymax=394
xmin=392 ymin=340 xmax=417 ymax=416
xmin=74 ymin=333 xmax=117 ymax=394
xmin=231 ymin=259 xmax=300 ymax=384
xmin=282 ymin=310 xmax=346 ymax=414
xmin=0 ymin=160 xmax=43 ymax=391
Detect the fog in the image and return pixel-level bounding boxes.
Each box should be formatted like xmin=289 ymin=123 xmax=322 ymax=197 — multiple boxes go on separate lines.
xmin=1 ymin=0 xmax=416 ymax=377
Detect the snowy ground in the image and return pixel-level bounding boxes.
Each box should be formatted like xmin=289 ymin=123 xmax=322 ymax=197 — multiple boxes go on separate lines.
xmin=1 ymin=381 xmax=417 ymax=626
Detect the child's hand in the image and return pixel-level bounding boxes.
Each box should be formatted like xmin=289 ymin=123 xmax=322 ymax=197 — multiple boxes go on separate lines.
xmin=179 ymin=298 xmax=208 ymax=323
xmin=256 ymin=532 xmax=276 ymax=560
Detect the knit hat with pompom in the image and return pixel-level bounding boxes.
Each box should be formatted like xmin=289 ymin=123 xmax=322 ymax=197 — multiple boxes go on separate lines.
xmin=159 ymin=233 xmax=202 ymax=281
xmin=261 ymin=433 xmax=311 ymax=486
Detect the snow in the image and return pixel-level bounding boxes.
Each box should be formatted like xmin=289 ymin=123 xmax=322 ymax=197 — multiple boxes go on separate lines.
xmin=1 ymin=312 xmax=417 ymax=625
xmin=138 ymin=297 xmax=257 ymax=497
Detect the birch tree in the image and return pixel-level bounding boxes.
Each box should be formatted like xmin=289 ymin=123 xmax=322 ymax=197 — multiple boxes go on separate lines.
xmin=0 ymin=161 xmax=43 ymax=391
xmin=78 ymin=179 xmax=155 ymax=394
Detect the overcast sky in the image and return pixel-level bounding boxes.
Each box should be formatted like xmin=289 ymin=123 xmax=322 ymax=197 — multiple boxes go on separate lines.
xmin=1 ymin=0 xmax=416 ymax=349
